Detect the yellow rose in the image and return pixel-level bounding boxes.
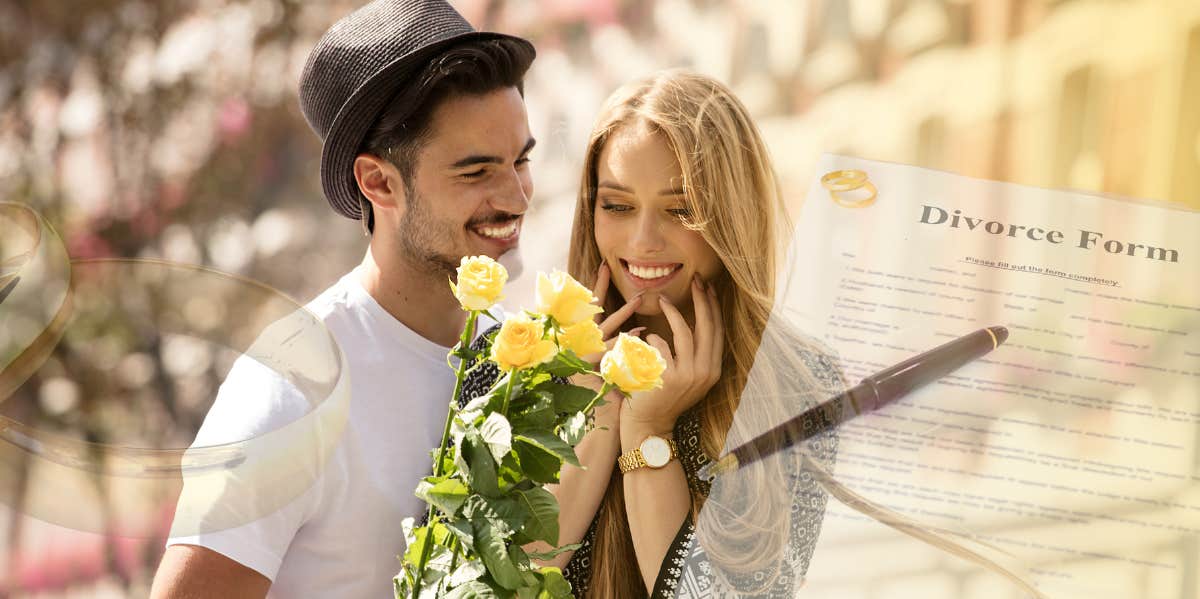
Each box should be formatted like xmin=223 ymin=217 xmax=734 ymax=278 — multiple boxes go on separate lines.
xmin=535 ymin=270 xmax=602 ymax=326
xmin=491 ymin=313 xmax=558 ymax=371
xmin=600 ymin=333 xmax=666 ymax=394
xmin=558 ymin=319 xmax=606 ymax=357
xmin=451 ymin=255 xmax=507 ymax=311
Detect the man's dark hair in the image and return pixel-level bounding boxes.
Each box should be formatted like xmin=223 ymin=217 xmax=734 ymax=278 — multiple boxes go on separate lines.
xmin=358 ymin=38 xmax=535 ymax=232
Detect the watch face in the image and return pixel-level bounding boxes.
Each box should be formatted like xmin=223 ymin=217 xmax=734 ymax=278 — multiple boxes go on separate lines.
xmin=640 ymin=436 xmax=671 ymax=468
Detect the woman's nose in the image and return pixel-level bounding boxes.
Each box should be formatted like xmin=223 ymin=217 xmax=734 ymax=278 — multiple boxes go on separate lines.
xmin=629 ymin=213 xmax=666 ymax=253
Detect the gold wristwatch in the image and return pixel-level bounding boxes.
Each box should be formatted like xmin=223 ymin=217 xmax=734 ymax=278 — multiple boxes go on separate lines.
xmin=618 ymin=434 xmax=677 ymax=473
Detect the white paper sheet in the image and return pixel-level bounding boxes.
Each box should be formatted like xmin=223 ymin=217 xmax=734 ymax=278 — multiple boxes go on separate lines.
xmin=776 ymin=155 xmax=1200 ymax=599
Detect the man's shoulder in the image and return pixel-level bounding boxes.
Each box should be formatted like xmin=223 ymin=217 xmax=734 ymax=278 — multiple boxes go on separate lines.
xmin=301 ymin=271 xmax=361 ymax=321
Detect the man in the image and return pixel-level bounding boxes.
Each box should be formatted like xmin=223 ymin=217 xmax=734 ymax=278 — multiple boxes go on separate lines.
xmin=150 ymin=1 xmax=536 ymax=596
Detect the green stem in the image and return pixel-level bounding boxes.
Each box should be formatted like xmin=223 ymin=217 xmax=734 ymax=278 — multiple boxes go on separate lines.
xmin=581 ymin=382 xmax=614 ymax=415
xmin=412 ymin=311 xmax=478 ymax=598
xmin=499 ymin=367 xmax=518 ymax=416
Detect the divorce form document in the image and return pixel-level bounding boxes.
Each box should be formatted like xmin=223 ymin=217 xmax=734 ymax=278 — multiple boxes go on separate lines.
xmin=784 ymin=156 xmax=1200 ymax=599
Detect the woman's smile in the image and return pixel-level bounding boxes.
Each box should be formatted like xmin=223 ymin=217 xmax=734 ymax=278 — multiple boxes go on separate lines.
xmin=593 ymin=123 xmax=722 ymax=314
xmin=620 ymin=259 xmax=683 ymax=288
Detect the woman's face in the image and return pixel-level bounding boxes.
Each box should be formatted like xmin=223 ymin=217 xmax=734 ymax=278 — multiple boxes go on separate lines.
xmin=593 ymin=124 xmax=723 ymax=316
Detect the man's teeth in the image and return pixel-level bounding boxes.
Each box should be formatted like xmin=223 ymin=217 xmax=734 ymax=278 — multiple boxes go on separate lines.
xmin=476 ymin=221 xmax=518 ymax=239
xmin=628 ymin=264 xmax=677 ymax=279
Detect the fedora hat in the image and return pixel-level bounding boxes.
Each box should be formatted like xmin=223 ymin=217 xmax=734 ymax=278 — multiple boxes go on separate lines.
xmin=298 ymin=0 xmax=534 ymax=220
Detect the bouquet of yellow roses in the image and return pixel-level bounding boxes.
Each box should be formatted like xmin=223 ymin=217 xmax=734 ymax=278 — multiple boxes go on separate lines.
xmin=395 ymin=257 xmax=665 ymax=598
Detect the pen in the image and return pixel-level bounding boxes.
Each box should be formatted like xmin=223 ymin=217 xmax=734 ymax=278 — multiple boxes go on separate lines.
xmin=0 ymin=275 xmax=17 ymax=305
xmin=699 ymin=326 xmax=1008 ymax=480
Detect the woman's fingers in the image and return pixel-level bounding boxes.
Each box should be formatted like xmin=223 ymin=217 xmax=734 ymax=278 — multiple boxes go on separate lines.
xmin=598 ymin=293 xmax=642 ymax=338
xmin=644 ymin=334 xmax=675 ymax=371
xmin=690 ymin=277 xmax=713 ymax=384
xmin=591 ymin=262 xmax=611 ymax=316
xmin=657 ymin=296 xmax=693 ymax=376
xmin=707 ymin=285 xmax=724 ymax=386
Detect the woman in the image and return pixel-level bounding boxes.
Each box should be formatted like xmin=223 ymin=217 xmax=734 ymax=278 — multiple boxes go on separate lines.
xmin=462 ymin=70 xmax=843 ymax=597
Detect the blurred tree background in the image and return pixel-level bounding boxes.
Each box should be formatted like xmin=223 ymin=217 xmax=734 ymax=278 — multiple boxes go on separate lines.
xmin=1 ymin=0 xmax=1197 ymax=596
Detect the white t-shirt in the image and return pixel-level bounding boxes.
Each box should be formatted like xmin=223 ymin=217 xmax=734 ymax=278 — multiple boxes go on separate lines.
xmin=168 ymin=269 xmax=490 ymax=598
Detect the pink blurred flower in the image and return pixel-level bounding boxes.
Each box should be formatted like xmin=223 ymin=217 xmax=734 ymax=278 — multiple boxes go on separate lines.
xmin=218 ymin=97 xmax=252 ymax=144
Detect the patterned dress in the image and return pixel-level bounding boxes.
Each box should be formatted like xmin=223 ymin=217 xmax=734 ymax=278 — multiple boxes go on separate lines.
xmin=459 ymin=325 xmax=842 ymax=598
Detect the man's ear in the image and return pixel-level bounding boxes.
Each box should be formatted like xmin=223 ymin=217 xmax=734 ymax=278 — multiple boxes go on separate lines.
xmin=353 ymin=153 xmax=406 ymax=212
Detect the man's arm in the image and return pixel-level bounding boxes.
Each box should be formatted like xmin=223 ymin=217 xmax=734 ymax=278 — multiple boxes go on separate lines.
xmin=150 ymin=544 xmax=271 ymax=599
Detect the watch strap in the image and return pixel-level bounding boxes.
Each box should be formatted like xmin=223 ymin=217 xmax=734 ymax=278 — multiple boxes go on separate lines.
xmin=618 ymin=435 xmax=677 ymax=473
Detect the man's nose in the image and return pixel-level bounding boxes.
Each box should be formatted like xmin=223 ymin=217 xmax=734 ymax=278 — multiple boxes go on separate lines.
xmin=488 ymin=167 xmax=531 ymax=215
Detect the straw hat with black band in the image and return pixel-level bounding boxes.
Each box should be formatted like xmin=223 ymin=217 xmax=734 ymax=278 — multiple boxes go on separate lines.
xmin=298 ymin=0 xmax=535 ymax=221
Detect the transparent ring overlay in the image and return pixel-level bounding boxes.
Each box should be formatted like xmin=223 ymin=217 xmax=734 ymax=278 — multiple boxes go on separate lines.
xmin=1 ymin=203 xmax=349 ymax=538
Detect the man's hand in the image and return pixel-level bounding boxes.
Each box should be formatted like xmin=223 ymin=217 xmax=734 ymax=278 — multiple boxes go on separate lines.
xmin=151 ymin=545 xmax=271 ymax=599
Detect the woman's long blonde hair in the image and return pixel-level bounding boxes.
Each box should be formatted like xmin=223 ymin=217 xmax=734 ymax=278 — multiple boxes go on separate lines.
xmin=566 ymin=70 xmax=808 ymax=597
xmin=564 ymin=70 xmax=1050 ymax=599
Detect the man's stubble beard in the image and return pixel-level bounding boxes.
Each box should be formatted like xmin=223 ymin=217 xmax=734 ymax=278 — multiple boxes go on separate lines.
xmin=394 ymin=185 xmax=461 ymax=279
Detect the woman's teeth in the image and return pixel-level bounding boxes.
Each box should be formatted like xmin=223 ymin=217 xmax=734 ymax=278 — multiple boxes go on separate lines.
xmin=476 ymin=221 xmax=518 ymax=239
xmin=628 ymin=264 xmax=678 ymax=280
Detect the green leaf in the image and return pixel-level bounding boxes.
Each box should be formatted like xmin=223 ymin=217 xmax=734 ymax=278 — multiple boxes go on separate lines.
xmin=538 ymin=567 xmax=573 ymax=599
xmin=496 ymin=452 xmax=524 ymax=492
xmin=444 ymin=580 xmax=502 ymax=599
xmin=447 ymin=560 xmax=487 ymax=587
xmin=541 ymin=383 xmax=597 ymax=414
xmin=544 ymin=352 xmax=591 ymax=377
xmin=509 ymin=397 xmax=556 ymax=434
xmin=462 ymin=432 xmax=500 ymax=497
xmin=453 ymin=432 xmax=470 ymax=480
xmin=472 ymin=514 xmax=524 ymax=591
xmin=558 ymin=411 xmax=588 ymax=446
xmin=415 ymin=478 xmax=470 ymax=516
xmin=512 ymin=552 xmax=541 ymax=598
xmin=509 ymin=543 xmax=531 ymax=569
xmin=515 ymin=432 xmax=580 ymax=467
xmin=515 ymin=487 xmax=560 ymax=546
xmin=402 ymin=521 xmax=451 ymax=571
xmin=512 ymin=438 xmax=562 ymax=484
xmin=462 ymin=495 xmax=529 ymax=537
xmin=524 ymin=371 xmax=553 ymax=389
xmin=452 ymin=345 xmax=481 ymax=361
xmin=525 ymin=543 xmax=581 ymax=562
xmin=445 ymin=518 xmax=474 ymax=548
xmin=480 ymin=413 xmax=513 ymax=462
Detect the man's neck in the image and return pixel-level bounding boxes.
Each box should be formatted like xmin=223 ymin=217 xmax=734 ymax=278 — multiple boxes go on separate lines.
xmin=357 ymin=245 xmax=466 ymax=348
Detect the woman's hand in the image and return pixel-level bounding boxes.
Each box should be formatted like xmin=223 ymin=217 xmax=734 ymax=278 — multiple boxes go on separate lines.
xmin=569 ymin=263 xmax=644 ymax=419
xmin=526 ymin=264 xmax=641 ymax=569
xmin=621 ymin=276 xmax=724 ymax=433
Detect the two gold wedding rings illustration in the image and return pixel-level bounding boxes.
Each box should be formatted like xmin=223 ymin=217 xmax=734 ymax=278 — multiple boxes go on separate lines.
xmin=821 ymin=169 xmax=877 ymax=208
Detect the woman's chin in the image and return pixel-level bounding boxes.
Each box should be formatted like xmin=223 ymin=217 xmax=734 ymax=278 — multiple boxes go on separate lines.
xmin=632 ymin=301 xmax=664 ymax=317
xmin=626 ymin=289 xmax=689 ymax=317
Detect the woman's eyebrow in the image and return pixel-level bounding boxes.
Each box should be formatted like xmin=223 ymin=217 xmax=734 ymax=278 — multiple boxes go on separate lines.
xmin=597 ymin=180 xmax=632 ymax=192
xmin=658 ymin=186 xmax=685 ymax=196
